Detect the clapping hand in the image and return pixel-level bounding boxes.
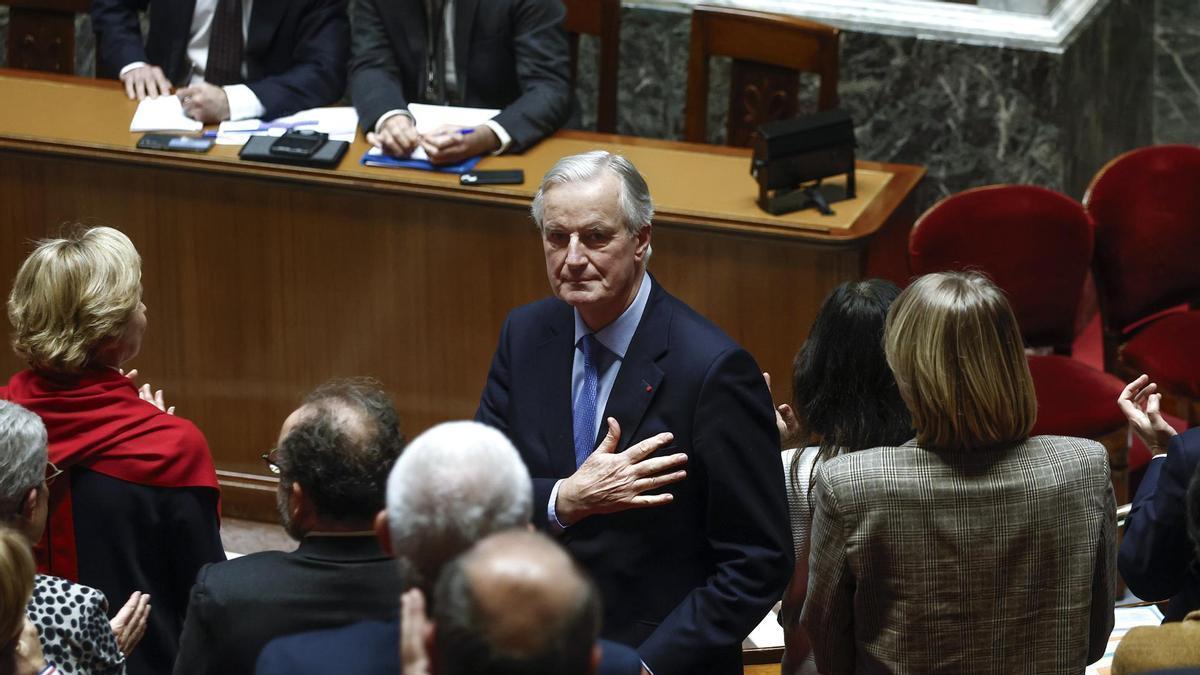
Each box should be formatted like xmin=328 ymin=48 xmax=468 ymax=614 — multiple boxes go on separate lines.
xmin=764 ymin=372 xmax=803 ymax=449
xmin=1117 ymin=374 xmax=1178 ymax=454
xmin=110 ymin=591 xmax=151 ymax=655
xmin=399 ymin=589 xmax=433 ymax=675
xmin=554 ymin=418 xmax=688 ymax=526
xmin=120 ymin=369 xmax=176 ymax=415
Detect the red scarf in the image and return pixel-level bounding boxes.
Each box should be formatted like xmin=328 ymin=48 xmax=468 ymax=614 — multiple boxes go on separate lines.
xmin=2 ymin=368 xmax=219 ymax=581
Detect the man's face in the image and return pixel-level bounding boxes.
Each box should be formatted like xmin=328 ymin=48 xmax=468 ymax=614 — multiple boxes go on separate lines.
xmin=541 ymin=174 xmax=651 ymax=329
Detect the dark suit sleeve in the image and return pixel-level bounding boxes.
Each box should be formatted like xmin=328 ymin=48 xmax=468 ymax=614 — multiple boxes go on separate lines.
xmin=347 ymin=0 xmax=411 ymax=133
xmin=637 ymin=348 xmax=793 ymax=674
xmin=475 ymin=314 xmax=559 ymax=529
xmin=597 ymin=639 xmax=645 ymax=675
xmin=172 ymin=565 xmax=218 ymax=675
xmin=489 ymin=0 xmax=573 ymax=153
xmin=1118 ymin=430 xmax=1200 ymax=602
xmin=246 ymin=0 xmax=350 ymax=120
xmin=254 ymin=635 xmax=300 ymax=675
xmin=90 ymin=0 xmax=151 ymax=78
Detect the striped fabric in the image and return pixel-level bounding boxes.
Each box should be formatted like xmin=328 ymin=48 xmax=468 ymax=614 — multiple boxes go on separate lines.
xmin=802 ymin=436 xmax=1116 ymax=674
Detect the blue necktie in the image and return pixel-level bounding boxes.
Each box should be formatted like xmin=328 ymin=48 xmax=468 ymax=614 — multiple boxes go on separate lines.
xmin=574 ymin=334 xmax=601 ymax=468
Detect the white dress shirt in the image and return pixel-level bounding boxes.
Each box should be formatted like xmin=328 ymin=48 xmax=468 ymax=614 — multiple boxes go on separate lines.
xmin=120 ymin=0 xmax=266 ymax=121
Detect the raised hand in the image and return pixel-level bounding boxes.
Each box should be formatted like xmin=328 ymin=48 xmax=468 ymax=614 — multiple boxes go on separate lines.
xmin=554 ymin=417 xmax=688 ymax=526
xmin=1117 ymin=374 xmax=1178 ymax=454
xmin=399 ymin=588 xmax=432 ymax=675
xmin=110 ymin=591 xmax=151 ymax=655
xmin=764 ymin=372 xmax=803 ymax=449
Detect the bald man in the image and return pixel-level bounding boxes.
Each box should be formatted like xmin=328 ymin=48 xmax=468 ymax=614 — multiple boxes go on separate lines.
xmin=431 ymin=529 xmax=602 ymax=675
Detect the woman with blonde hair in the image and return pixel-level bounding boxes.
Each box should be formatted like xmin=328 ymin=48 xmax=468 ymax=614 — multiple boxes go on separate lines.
xmin=1 ymin=226 xmax=223 ymax=675
xmin=1 ymin=527 xmax=52 ymax=675
xmin=801 ymin=271 xmax=1116 ymax=674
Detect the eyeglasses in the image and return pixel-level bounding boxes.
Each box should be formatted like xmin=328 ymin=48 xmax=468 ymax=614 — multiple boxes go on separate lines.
xmin=260 ymin=448 xmax=281 ymax=475
xmin=44 ymin=461 xmax=63 ymax=487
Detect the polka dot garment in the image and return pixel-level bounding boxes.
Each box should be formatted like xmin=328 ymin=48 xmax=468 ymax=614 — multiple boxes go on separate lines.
xmin=27 ymin=574 xmax=125 ymax=675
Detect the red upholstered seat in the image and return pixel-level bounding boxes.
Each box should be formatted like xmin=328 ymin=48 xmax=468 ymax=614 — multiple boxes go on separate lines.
xmin=1084 ymin=145 xmax=1200 ymax=424
xmin=911 ymin=185 xmax=1127 ymax=464
xmin=1121 ymin=310 xmax=1200 ymax=397
xmin=1028 ymin=354 xmax=1127 ymax=438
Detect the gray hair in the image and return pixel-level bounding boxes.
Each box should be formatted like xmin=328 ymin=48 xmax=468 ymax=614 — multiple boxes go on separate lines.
xmin=0 ymin=401 xmax=48 ymax=514
xmin=530 ymin=151 xmax=655 ymax=236
xmin=385 ymin=421 xmax=532 ymax=594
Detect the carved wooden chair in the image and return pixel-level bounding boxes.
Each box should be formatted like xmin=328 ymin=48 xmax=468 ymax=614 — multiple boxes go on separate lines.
xmin=563 ymin=0 xmax=620 ymax=134
xmin=684 ymin=5 xmax=839 ymax=148
xmin=6 ymin=0 xmax=90 ymax=75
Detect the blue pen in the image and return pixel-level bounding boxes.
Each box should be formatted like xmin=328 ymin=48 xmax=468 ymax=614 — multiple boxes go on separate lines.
xmin=202 ymin=131 xmax=218 ymax=138
xmin=459 ymin=128 xmax=475 ymax=135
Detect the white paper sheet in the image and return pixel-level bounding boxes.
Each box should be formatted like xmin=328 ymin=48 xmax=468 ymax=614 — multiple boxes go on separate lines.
xmin=129 ymin=95 xmax=203 ymax=132
xmin=215 ymin=106 xmax=360 ymax=146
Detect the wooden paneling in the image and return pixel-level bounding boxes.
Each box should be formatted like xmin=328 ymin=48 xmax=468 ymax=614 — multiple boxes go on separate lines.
xmin=0 ymin=71 xmax=923 ymax=519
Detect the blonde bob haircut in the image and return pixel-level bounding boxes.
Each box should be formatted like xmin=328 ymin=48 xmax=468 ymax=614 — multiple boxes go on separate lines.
xmin=884 ymin=271 xmax=1037 ymax=451
xmin=0 ymin=526 xmax=35 ymax=648
xmin=8 ymin=226 xmax=142 ymax=374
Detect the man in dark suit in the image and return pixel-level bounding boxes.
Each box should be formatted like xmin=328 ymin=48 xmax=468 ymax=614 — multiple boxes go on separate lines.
xmin=254 ymin=420 xmax=643 ymax=675
xmin=90 ymin=0 xmax=349 ymax=122
xmin=475 ymin=151 xmax=794 ymax=675
xmin=1118 ymin=374 xmax=1200 ymax=620
xmin=348 ymin=0 xmax=571 ymax=164
xmin=172 ymin=378 xmax=405 ymax=675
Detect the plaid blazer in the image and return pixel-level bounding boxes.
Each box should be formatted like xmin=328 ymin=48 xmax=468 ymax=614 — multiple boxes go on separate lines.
xmin=801 ymin=436 xmax=1116 ymax=674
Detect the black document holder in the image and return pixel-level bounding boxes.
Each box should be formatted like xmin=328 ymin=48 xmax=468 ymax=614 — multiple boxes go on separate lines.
xmin=238 ymin=135 xmax=349 ymax=169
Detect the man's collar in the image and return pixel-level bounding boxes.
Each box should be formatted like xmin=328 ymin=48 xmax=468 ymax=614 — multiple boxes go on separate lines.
xmin=573 ymin=273 xmax=652 ymax=358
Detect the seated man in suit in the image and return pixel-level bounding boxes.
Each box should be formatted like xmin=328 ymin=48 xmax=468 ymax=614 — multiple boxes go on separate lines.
xmin=475 ymin=151 xmax=794 ymax=675
xmin=420 ymin=529 xmax=610 ymax=675
xmin=172 ymin=378 xmax=405 ymax=675
xmin=90 ymin=0 xmax=349 ymax=122
xmin=255 ymin=421 xmax=642 ymax=675
xmin=349 ymin=0 xmax=572 ymax=164
xmin=1119 ymin=374 xmax=1200 ymax=620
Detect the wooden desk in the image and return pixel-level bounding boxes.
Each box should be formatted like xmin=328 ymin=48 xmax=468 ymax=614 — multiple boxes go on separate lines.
xmin=0 ymin=70 xmax=924 ymax=518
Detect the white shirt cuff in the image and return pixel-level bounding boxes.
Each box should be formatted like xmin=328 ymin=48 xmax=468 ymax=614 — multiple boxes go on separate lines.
xmin=641 ymin=660 xmax=653 ymax=675
xmin=547 ymin=479 xmax=569 ymax=534
xmin=375 ymin=109 xmax=414 ymax=135
xmin=223 ymin=84 xmax=266 ymax=121
xmin=119 ymin=61 xmax=148 ymax=78
xmin=484 ymin=119 xmax=512 ymax=155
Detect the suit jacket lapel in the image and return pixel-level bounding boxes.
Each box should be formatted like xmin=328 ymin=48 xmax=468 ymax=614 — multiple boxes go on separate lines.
xmin=595 ymin=282 xmax=669 ymax=452
xmin=246 ymin=0 xmax=285 ymax=77
xmin=536 ymin=303 xmax=578 ymax=478
xmin=453 ymin=0 xmax=478 ymax=95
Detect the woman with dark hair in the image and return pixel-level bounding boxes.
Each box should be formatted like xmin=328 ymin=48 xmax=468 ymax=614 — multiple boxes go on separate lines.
xmin=775 ymin=279 xmax=912 ymax=675
xmin=801 ymin=271 xmax=1115 ymax=673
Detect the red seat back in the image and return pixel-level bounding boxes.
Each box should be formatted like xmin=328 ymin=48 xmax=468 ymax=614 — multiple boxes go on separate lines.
xmin=909 ymin=185 xmax=1093 ymax=350
xmin=1084 ymin=145 xmax=1200 ymax=331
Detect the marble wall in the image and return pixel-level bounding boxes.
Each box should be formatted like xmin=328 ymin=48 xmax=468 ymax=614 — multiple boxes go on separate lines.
xmin=575 ymin=0 xmax=1156 ymax=206
xmin=1154 ymin=0 xmax=1200 ymax=144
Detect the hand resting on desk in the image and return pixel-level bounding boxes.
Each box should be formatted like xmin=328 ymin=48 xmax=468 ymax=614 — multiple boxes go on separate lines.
xmin=419 ymin=124 xmax=499 ymax=166
xmin=367 ymin=114 xmax=421 ymax=158
xmin=178 ymin=83 xmax=231 ymax=124
xmin=121 ymin=65 xmax=173 ymax=101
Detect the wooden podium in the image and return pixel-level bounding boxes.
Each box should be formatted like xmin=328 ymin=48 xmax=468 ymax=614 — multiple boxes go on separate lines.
xmin=0 ymin=70 xmax=924 ymax=520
